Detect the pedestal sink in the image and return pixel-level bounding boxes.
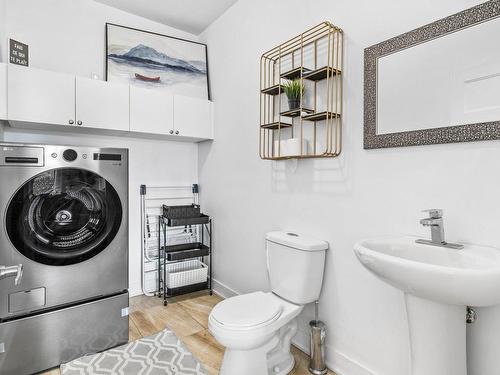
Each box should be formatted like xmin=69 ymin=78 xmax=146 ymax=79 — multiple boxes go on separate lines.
xmin=354 ymin=236 xmax=500 ymax=375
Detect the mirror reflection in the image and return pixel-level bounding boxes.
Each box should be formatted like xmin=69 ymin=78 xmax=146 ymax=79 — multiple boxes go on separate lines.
xmin=377 ymin=17 xmax=500 ymax=135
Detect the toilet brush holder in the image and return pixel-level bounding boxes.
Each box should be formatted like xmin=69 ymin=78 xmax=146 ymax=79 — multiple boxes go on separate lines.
xmin=309 ymin=320 xmax=327 ymax=375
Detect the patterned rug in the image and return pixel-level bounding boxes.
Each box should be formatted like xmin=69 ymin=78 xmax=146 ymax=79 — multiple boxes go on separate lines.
xmin=60 ymin=328 xmax=206 ymax=375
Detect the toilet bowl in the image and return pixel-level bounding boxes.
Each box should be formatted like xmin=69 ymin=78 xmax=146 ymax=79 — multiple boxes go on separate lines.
xmin=209 ymin=291 xmax=303 ymax=375
xmin=209 ymin=231 xmax=329 ymax=375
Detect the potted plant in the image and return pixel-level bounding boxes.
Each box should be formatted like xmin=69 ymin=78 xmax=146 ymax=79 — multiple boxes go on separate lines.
xmin=283 ymin=79 xmax=304 ymax=110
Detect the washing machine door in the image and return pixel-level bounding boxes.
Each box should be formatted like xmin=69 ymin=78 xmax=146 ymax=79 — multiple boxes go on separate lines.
xmin=5 ymin=167 xmax=123 ymax=266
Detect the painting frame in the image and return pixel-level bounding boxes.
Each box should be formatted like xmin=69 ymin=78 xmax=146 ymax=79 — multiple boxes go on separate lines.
xmin=105 ymin=23 xmax=211 ymax=100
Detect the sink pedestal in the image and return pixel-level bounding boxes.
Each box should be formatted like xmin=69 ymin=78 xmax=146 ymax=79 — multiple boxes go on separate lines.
xmin=405 ymin=294 xmax=466 ymax=375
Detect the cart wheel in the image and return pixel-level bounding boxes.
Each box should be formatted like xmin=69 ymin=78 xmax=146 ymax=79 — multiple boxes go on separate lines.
xmin=209 ymin=291 xmax=213 ymax=296
xmin=163 ymin=301 xmax=168 ymax=306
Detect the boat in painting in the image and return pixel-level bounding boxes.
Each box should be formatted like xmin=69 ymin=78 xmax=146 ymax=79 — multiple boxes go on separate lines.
xmin=134 ymin=73 xmax=161 ymax=82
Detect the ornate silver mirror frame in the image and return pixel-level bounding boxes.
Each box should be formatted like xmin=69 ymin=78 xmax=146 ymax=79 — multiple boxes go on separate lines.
xmin=364 ymin=0 xmax=500 ymax=149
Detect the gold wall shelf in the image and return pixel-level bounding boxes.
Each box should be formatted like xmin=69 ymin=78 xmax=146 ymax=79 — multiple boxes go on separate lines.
xmin=261 ymin=121 xmax=293 ymax=130
xmin=259 ymin=22 xmax=344 ymax=160
xmin=280 ymin=108 xmax=314 ymax=118
xmin=261 ymin=84 xmax=284 ymax=96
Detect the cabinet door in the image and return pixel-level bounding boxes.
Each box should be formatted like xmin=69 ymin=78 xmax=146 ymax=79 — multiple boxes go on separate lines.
xmin=8 ymin=65 xmax=76 ymax=126
xmin=0 ymin=64 xmax=7 ymax=120
xmin=173 ymin=95 xmax=213 ymax=139
xmin=130 ymin=86 xmax=173 ymax=135
xmin=76 ymin=77 xmax=129 ymax=131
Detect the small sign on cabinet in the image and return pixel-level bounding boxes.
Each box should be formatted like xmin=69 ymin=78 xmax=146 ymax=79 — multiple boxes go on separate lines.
xmin=9 ymin=39 xmax=29 ymax=66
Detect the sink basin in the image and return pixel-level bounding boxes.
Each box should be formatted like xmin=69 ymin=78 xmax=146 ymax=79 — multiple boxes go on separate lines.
xmin=354 ymin=236 xmax=500 ymax=375
xmin=354 ymin=236 xmax=500 ymax=306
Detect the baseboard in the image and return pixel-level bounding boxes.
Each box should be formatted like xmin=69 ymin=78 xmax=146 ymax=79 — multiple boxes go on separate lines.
xmin=211 ymin=278 xmax=376 ymax=375
xmin=292 ymin=328 xmax=375 ymax=375
xmin=212 ymin=278 xmax=239 ymax=299
xmin=327 ymin=349 xmax=376 ymax=375
xmin=129 ymin=283 xmax=143 ymax=298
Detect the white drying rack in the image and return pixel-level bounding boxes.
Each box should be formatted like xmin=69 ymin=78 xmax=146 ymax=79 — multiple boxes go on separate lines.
xmin=140 ymin=184 xmax=199 ymax=296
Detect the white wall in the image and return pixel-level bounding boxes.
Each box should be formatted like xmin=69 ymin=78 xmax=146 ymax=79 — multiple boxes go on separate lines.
xmin=1 ymin=0 xmax=201 ymax=296
xmin=0 ymin=0 xmax=6 ymax=134
xmin=2 ymin=0 xmax=197 ymax=78
xmin=199 ymin=1 xmax=490 ymax=374
xmin=0 ymin=0 xmax=6 ymax=63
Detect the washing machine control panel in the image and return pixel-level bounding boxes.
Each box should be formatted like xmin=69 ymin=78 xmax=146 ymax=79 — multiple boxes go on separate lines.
xmin=0 ymin=144 xmax=127 ymax=169
xmin=0 ymin=145 xmax=44 ymax=167
xmin=48 ymin=148 xmax=123 ymax=163
xmin=62 ymin=149 xmax=78 ymax=162
xmin=93 ymin=153 xmax=122 ymax=161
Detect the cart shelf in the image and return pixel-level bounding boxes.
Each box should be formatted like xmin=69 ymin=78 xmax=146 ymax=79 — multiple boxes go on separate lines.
xmin=165 ymin=214 xmax=210 ymax=227
xmin=166 ymin=281 xmax=209 ymax=297
xmin=163 ymin=243 xmax=210 ymax=261
xmin=158 ymin=208 xmax=212 ymax=306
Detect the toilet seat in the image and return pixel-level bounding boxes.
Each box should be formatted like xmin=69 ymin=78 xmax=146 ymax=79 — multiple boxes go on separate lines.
xmin=210 ymin=291 xmax=283 ymax=330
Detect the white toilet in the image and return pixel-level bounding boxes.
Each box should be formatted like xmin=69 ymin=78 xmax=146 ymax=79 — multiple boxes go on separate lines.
xmin=208 ymin=231 xmax=328 ymax=375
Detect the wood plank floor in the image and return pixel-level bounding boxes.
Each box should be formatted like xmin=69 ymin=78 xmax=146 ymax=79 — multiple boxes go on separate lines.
xmin=41 ymin=292 xmax=336 ymax=375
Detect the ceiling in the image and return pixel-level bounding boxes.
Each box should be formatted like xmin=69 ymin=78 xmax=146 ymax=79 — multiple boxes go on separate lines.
xmin=94 ymin=0 xmax=238 ymax=34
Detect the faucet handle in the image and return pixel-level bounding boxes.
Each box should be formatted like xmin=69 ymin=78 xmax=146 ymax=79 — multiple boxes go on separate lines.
xmin=422 ymin=209 xmax=443 ymax=219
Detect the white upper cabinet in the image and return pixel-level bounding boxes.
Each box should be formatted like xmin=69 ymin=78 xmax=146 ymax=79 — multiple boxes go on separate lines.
xmin=6 ymin=65 xmax=213 ymax=141
xmin=174 ymin=95 xmax=213 ymax=139
xmin=130 ymin=86 xmax=173 ymax=135
xmin=8 ymin=65 xmax=76 ymax=126
xmin=0 ymin=64 xmax=7 ymax=120
xmin=76 ymin=77 xmax=129 ymax=132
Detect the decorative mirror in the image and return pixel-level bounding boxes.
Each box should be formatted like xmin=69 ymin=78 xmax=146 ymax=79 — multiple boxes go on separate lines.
xmin=364 ymin=1 xmax=500 ymax=149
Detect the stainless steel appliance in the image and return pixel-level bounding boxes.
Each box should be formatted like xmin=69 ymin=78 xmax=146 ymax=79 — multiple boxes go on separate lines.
xmin=0 ymin=143 xmax=129 ymax=375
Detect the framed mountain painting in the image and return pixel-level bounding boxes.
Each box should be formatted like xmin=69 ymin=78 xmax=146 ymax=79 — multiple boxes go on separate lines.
xmin=106 ymin=23 xmax=210 ymax=99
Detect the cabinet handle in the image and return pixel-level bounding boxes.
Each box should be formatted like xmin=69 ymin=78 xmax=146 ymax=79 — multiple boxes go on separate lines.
xmin=175 ymin=130 xmax=179 ymax=135
xmin=77 ymin=120 xmax=83 ymax=126
xmin=68 ymin=120 xmax=74 ymax=125
xmin=169 ymin=130 xmax=174 ymax=134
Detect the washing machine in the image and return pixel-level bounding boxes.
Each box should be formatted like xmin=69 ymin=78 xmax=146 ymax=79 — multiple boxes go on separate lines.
xmin=0 ymin=143 xmax=129 ymax=374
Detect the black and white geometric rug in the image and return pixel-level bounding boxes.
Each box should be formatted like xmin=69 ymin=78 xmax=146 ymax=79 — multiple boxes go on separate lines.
xmin=60 ymin=328 xmax=206 ymax=375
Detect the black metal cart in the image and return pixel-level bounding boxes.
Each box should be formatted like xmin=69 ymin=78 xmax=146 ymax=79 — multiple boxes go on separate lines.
xmin=157 ymin=209 xmax=212 ymax=306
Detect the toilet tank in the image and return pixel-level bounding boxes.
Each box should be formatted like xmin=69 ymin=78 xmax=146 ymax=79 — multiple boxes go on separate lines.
xmin=266 ymin=231 xmax=328 ymax=304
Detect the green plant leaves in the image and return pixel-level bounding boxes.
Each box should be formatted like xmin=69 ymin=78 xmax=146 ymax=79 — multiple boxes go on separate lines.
xmin=283 ymin=79 xmax=304 ymax=99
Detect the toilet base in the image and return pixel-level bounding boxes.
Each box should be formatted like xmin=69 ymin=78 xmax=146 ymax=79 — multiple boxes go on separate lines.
xmin=220 ymin=335 xmax=279 ymax=375
xmin=267 ymin=318 xmax=298 ymax=374
xmin=219 ymin=319 xmax=299 ymax=375
xmin=219 ymin=340 xmax=295 ymax=375
xmin=268 ymin=353 xmax=295 ymax=375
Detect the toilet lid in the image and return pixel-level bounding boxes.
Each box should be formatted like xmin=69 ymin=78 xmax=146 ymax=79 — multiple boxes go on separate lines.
xmin=211 ymin=292 xmax=282 ymax=329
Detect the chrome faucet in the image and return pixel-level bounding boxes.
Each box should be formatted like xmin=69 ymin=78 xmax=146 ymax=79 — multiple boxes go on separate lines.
xmin=416 ymin=209 xmax=464 ymax=249
xmin=0 ymin=264 xmax=23 ymax=285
